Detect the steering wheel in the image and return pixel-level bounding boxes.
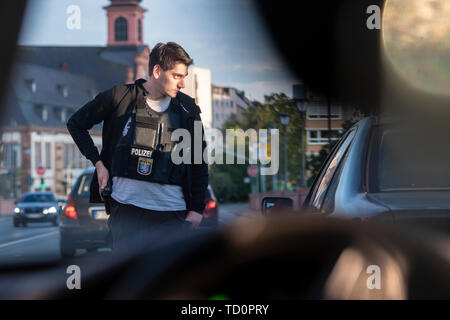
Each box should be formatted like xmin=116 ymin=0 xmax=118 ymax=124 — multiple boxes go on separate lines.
xmin=102 ymin=216 xmax=450 ymax=299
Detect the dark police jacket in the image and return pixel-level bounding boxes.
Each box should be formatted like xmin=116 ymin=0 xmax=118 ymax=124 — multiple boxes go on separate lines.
xmin=66 ymin=78 xmax=208 ymax=214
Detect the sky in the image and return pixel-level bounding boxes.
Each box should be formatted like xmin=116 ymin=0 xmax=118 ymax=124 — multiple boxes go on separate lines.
xmin=17 ymin=0 xmax=299 ymax=102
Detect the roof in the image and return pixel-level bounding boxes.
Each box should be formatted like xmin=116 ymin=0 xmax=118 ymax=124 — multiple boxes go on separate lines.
xmin=11 ymin=63 xmax=101 ymax=107
xmin=2 ymin=63 xmax=103 ymax=129
xmin=2 ymin=44 xmax=150 ymax=129
xmin=100 ymin=45 xmax=148 ymax=67
xmin=15 ymin=45 xmax=148 ymax=90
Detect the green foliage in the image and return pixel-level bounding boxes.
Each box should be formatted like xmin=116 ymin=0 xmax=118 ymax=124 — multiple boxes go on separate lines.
xmin=0 ymin=169 xmax=21 ymax=198
xmin=306 ymin=142 xmax=336 ymax=187
xmin=209 ymin=163 xmax=250 ymax=203
xmin=210 ymin=93 xmax=307 ymax=200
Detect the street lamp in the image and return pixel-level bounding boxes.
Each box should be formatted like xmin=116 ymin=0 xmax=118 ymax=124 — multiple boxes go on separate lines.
xmin=293 ymin=84 xmax=308 ymax=188
xmin=278 ymin=113 xmax=290 ymax=190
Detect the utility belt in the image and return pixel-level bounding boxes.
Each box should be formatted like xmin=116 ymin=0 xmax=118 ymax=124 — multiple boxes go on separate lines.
xmin=111 ymin=103 xmax=186 ymax=186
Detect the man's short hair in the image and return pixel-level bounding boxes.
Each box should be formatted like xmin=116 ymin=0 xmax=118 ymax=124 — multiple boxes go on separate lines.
xmin=149 ymin=42 xmax=193 ymax=73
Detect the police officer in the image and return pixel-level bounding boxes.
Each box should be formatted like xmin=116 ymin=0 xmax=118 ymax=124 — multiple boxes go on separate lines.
xmin=67 ymin=42 xmax=208 ymax=253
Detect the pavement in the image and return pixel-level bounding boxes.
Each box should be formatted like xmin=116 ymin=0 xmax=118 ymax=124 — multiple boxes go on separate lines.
xmin=0 ymin=214 xmax=12 ymax=221
xmin=217 ymin=202 xmax=261 ymax=226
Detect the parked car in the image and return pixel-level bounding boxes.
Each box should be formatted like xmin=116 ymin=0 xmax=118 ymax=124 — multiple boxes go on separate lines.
xmin=13 ymin=191 xmax=60 ymax=227
xmin=56 ymin=197 xmax=66 ymax=212
xmin=60 ymin=167 xmax=109 ymax=257
xmin=201 ymin=185 xmax=219 ymax=227
xmin=60 ymin=169 xmax=218 ymax=257
xmin=264 ymin=117 xmax=450 ymax=231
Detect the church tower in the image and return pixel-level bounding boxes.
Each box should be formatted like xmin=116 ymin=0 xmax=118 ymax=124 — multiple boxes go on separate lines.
xmin=102 ymin=0 xmax=150 ymax=83
xmin=103 ymin=0 xmax=147 ymax=47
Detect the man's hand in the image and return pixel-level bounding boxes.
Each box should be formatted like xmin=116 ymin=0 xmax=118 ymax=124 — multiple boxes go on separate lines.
xmin=95 ymin=160 xmax=109 ymax=201
xmin=185 ymin=211 xmax=203 ymax=229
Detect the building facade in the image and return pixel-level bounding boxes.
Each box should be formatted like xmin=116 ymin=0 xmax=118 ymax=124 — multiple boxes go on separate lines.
xmin=181 ymin=67 xmax=213 ymax=129
xmin=211 ymin=85 xmax=250 ymax=129
xmin=0 ymin=0 xmax=151 ymax=197
xmin=302 ymin=88 xmax=356 ymax=156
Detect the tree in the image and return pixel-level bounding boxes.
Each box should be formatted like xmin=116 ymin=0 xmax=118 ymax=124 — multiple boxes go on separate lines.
xmin=209 ymin=93 xmax=307 ymax=200
xmin=306 ymin=142 xmax=337 ymax=186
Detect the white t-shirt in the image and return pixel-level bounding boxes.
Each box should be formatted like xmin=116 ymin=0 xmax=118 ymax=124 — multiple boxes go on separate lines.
xmin=146 ymin=95 xmax=171 ymax=112
xmin=111 ymin=96 xmax=187 ymax=212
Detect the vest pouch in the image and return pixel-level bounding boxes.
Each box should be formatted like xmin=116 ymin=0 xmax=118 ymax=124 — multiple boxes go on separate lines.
xmin=135 ymin=116 xmax=158 ymax=149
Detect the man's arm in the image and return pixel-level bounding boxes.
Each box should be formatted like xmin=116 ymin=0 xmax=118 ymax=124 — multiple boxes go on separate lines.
xmin=189 ymin=113 xmax=209 ymax=214
xmin=66 ymin=87 xmax=115 ymax=166
xmin=185 ymin=113 xmax=209 ymax=229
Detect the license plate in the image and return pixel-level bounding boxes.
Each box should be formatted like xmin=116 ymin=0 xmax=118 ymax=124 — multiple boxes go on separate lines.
xmin=27 ymin=213 xmax=42 ymax=219
xmin=92 ymin=210 xmax=108 ymax=220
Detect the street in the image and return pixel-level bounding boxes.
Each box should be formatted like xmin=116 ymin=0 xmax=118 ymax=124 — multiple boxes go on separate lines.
xmin=0 ymin=203 xmax=255 ymax=266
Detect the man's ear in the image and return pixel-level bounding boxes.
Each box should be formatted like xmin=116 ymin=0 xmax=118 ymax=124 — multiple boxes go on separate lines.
xmin=153 ymin=64 xmax=161 ymax=79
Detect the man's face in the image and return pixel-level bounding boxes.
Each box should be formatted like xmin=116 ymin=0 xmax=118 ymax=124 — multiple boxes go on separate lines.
xmin=154 ymin=62 xmax=188 ymax=98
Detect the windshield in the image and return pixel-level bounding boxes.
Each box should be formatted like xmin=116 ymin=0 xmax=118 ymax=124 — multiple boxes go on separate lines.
xmin=1 ymin=0 xmax=450 ymax=300
xmin=20 ymin=194 xmax=56 ymax=203
xmin=371 ymin=126 xmax=450 ymax=192
xmin=75 ymin=173 xmax=93 ymax=198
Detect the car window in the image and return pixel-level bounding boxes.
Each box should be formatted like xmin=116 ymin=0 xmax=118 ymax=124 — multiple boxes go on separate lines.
xmin=320 ymin=148 xmax=350 ymax=214
xmin=370 ymin=127 xmax=450 ymax=192
xmin=311 ymin=129 xmax=356 ymax=209
xmin=75 ymin=173 xmax=93 ymax=198
xmin=21 ymin=194 xmax=56 ymax=203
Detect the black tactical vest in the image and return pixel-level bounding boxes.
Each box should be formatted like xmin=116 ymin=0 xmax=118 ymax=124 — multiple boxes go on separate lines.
xmin=111 ymin=97 xmax=186 ymax=186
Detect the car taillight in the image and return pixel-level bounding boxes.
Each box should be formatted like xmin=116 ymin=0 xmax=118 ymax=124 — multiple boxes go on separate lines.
xmin=206 ymin=198 xmax=216 ymax=209
xmin=64 ymin=194 xmax=77 ymax=220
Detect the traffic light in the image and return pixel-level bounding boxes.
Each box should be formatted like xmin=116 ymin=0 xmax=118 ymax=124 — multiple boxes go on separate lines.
xmin=40 ymin=178 xmax=45 ymax=189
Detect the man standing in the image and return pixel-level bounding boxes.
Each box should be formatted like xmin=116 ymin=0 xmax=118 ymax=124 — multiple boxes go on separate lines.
xmin=67 ymin=42 xmax=208 ymax=253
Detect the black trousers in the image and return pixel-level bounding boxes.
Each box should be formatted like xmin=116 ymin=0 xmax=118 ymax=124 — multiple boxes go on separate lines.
xmin=107 ymin=198 xmax=188 ymax=255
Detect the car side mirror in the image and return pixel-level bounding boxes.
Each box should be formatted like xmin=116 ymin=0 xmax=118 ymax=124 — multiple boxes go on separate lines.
xmin=262 ymin=197 xmax=294 ymax=215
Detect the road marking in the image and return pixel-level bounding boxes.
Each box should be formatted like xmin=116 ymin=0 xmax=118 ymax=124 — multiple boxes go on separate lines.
xmin=0 ymin=231 xmax=58 ymax=249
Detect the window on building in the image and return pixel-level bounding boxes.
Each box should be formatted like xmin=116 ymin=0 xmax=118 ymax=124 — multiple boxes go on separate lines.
xmin=231 ymin=101 xmax=234 ymax=109
xmin=69 ymin=145 xmax=74 ymax=168
xmin=35 ymin=142 xmax=42 ymax=167
xmin=87 ymin=89 xmax=97 ymax=100
xmin=25 ymin=79 xmax=36 ymax=93
xmin=1 ymin=143 xmax=20 ymax=169
xmin=53 ymin=107 xmax=67 ymax=123
xmin=45 ymin=142 xmax=51 ymax=169
xmin=138 ymin=19 xmax=142 ymax=42
xmin=71 ymin=145 xmax=78 ymax=169
xmin=64 ymin=144 xmax=68 ymax=168
xmin=307 ymin=129 xmax=343 ymax=144
xmin=115 ymin=17 xmax=128 ymax=42
xmin=34 ymin=105 xmax=48 ymax=121
xmin=56 ymin=84 xmax=68 ymax=97
xmin=307 ymin=105 xmax=342 ymax=119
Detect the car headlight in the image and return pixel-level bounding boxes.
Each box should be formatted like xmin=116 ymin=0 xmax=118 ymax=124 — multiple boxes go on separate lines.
xmin=47 ymin=206 xmax=58 ymax=214
xmin=14 ymin=207 xmax=21 ymax=214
